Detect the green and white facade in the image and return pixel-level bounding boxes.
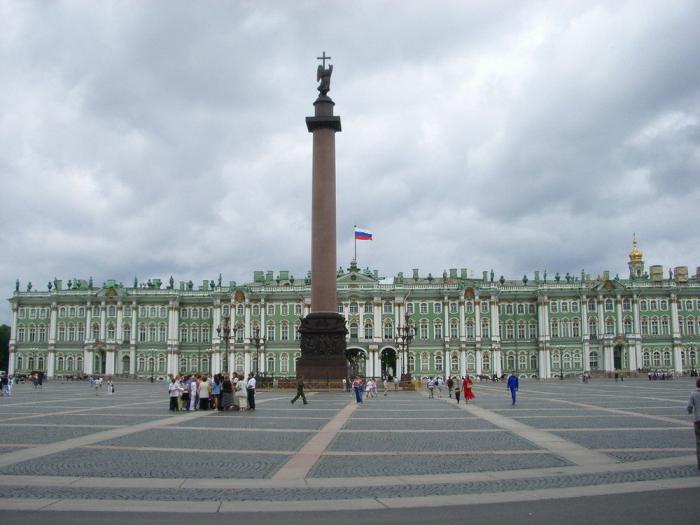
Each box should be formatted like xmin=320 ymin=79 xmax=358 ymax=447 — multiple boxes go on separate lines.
xmin=7 ymin=243 xmax=700 ymax=379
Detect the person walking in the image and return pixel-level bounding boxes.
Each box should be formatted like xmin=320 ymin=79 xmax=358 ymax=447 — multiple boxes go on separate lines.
xmin=246 ymin=372 xmax=256 ymax=411
xmin=394 ymin=375 xmax=400 ymax=391
xmin=447 ymin=376 xmax=454 ymax=398
xmin=199 ymin=376 xmax=211 ymax=410
xmin=352 ymin=377 xmax=364 ymax=404
xmin=427 ymin=377 xmax=435 ymax=398
xmin=507 ymin=371 xmax=519 ymax=405
xmin=291 ymin=375 xmax=308 ymax=405
xmin=463 ymin=375 xmax=475 ymax=403
xmin=687 ymin=377 xmax=700 ymax=470
xmin=212 ymin=375 xmax=221 ymax=410
xmin=106 ymin=378 xmax=114 ymax=395
xmin=454 ymin=385 xmax=461 ymax=404
xmin=168 ymin=376 xmax=182 ymax=411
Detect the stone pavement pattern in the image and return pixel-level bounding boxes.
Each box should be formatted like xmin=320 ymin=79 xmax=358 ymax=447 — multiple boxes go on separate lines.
xmin=0 ymin=378 xmax=697 ymax=512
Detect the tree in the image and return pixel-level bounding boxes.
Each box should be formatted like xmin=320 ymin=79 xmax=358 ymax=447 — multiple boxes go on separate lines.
xmin=0 ymin=324 xmax=9 ymax=370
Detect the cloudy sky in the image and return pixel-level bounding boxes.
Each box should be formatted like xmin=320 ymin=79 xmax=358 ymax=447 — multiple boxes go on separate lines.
xmin=1 ymin=0 xmax=699 ymax=323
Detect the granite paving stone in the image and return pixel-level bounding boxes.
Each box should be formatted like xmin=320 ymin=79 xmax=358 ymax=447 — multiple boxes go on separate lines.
xmin=2 ymin=448 xmax=290 ymax=478
xmin=547 ymin=429 xmax=693 ymax=449
xmin=342 ymin=418 xmax=498 ymax=430
xmin=99 ymin=428 xmax=314 ymax=451
xmin=0 ymin=425 xmax=108 ymax=444
xmin=328 ymin=430 xmax=538 ymax=452
xmin=605 ymin=450 xmax=694 ymax=462
xmin=512 ymin=416 xmax=686 ymax=429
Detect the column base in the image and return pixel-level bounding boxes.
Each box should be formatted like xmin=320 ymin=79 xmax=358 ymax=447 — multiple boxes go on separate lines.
xmin=297 ymin=312 xmax=347 ymax=380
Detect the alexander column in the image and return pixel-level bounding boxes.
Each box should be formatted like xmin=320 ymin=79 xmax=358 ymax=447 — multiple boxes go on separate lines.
xmin=297 ymin=52 xmax=347 ymax=382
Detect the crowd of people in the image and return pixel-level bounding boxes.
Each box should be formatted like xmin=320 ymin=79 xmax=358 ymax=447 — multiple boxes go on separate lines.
xmin=167 ymin=372 xmax=257 ymax=412
xmin=0 ymin=373 xmax=13 ymax=396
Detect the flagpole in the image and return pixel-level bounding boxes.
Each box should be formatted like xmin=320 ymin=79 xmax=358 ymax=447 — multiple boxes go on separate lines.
xmin=353 ymin=225 xmax=357 ymax=263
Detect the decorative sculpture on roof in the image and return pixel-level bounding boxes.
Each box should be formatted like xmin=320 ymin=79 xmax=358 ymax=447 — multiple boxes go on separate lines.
xmin=27 ymin=281 xmax=32 ymax=292
xmin=15 ymin=279 xmax=19 ymax=292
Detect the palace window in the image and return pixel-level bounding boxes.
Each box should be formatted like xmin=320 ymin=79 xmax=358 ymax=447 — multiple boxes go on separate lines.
xmin=419 ymin=321 xmax=428 ymax=340
xmin=18 ymin=309 xmax=25 ymax=319
xmin=642 ymin=351 xmax=651 ymax=367
xmin=605 ymin=318 xmax=615 ymax=335
xmin=381 ymin=321 xmax=392 ymax=340
xmin=337 ymin=304 xmax=343 ymax=313
xmin=281 ymin=304 xmax=289 ymax=316
xmin=58 ymin=323 xmax=66 ymax=341
xmin=451 ymin=353 xmax=459 ymax=372
xmin=420 ymin=352 xmax=429 ymax=372
xmin=449 ymin=302 xmax=458 ymax=314
xmin=150 ymin=324 xmax=158 ymax=342
xmin=296 ymin=304 xmax=303 ymax=316
xmin=383 ymin=302 xmax=393 ymax=314
xmin=450 ymin=320 xmax=459 ymax=339
xmin=266 ymin=322 xmax=275 ymax=341
xmin=124 ymin=306 xmax=131 ymax=317
xmin=466 ymin=320 xmax=475 ymax=339
xmin=640 ymin=300 xmax=648 ymax=311
xmin=650 ymin=318 xmax=659 ymax=336
xmin=529 ymin=320 xmax=537 ymax=338
xmin=267 ymin=355 xmax=275 ymax=373
xmin=517 ymin=304 xmax=524 ymax=315
xmin=589 ymin=351 xmax=599 ymax=370
xmin=348 ymin=302 xmax=358 ymax=314
xmin=39 ymin=325 xmax=47 ymax=341
xmin=589 ymin=318 xmax=597 ymax=337
xmin=434 ymin=353 xmax=443 ymax=372
xmin=148 ymin=307 xmax=155 ymax=318
xmin=28 ymin=325 xmax=36 ymax=342
xmin=650 ymin=300 xmax=658 ymax=311
xmin=419 ymin=303 xmax=428 ymax=314
xmin=571 ymin=301 xmax=579 ymax=313
xmin=550 ymin=302 xmax=558 ymax=313
xmin=237 ymin=304 xmax=244 ymax=316
xmin=59 ymin=307 xmax=66 ymax=317
xmin=624 ymin=318 xmax=633 ymax=334
xmin=180 ymin=327 xmax=187 ymax=343
xmin=467 ymin=353 xmax=475 ymax=371
xmin=529 ymin=304 xmax=536 ymax=314
xmin=481 ymin=302 xmax=489 ymax=314
xmin=518 ymin=353 xmax=527 ymax=370
xmin=192 ymin=308 xmax=199 ymax=319
xmin=180 ymin=308 xmax=187 ymax=318
xmin=605 ymin=299 xmax=613 ymax=311
xmin=685 ymin=300 xmax=693 ymax=310
xmin=252 ymin=305 xmax=260 ymax=316
xmin=434 ymin=302 xmax=442 ymax=314
xmin=573 ymin=320 xmax=580 ymax=338
xmin=280 ymin=353 xmax=289 ymax=374
xmin=551 ymin=319 xmax=559 ymax=338
xmin=530 ymin=353 xmax=538 ymax=370
xmin=107 ymin=323 xmax=115 ymax=340
xmin=92 ymin=322 xmax=100 ymax=340
xmin=69 ymin=307 xmax=75 ymax=317
xmin=281 ymin=322 xmax=289 ymax=341
xmin=236 ymin=323 xmax=244 ymax=343
xmin=641 ymin=318 xmax=649 ymax=335
xmin=563 ymin=353 xmax=572 ymax=369
xmin=653 ymin=351 xmax=661 ymax=367
xmin=687 ymin=319 xmax=695 ymax=335
xmin=506 ymin=321 xmax=514 ymax=340
xmin=408 ymin=353 xmax=415 ymax=373
xmin=139 ymin=325 xmax=147 ymax=342
xmin=505 ymin=303 xmax=513 ymax=315
xmin=67 ymin=324 xmax=75 ymax=341
xmin=364 ymin=322 xmax=373 ymax=339
xmin=481 ymin=319 xmax=490 ymax=338
xmin=588 ymin=299 xmax=596 ymax=312
xmin=123 ymin=324 xmax=130 ymax=342
xmin=561 ymin=301 xmax=568 ymax=313
xmin=663 ymin=351 xmax=672 ymax=367
xmin=507 ymin=353 xmax=515 ymax=370
xmin=267 ymin=304 xmax=274 ymax=316
xmin=364 ymin=302 xmax=373 ymax=314
xmin=466 ymin=301 xmax=474 ymax=313
xmin=349 ymin=323 xmax=358 ymax=339
xmin=482 ymin=352 xmax=491 ymax=372
xmin=160 ymin=307 xmax=166 ymax=317
xmin=159 ymin=324 xmax=167 ymax=342
xmin=434 ymin=321 xmax=443 ymax=340
xmin=661 ymin=318 xmax=669 ymax=335
xmin=108 ymin=306 xmax=116 ymax=317
xmin=660 ymin=300 xmax=667 ymax=310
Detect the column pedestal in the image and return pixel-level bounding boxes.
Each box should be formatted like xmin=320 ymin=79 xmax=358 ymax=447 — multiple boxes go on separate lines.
xmin=297 ymin=312 xmax=347 ymax=381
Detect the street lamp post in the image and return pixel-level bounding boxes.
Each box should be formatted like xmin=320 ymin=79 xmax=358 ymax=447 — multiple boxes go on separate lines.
xmin=395 ymin=313 xmax=414 ymax=381
xmin=251 ymin=328 xmax=265 ymax=374
xmin=216 ymin=314 xmax=237 ymax=375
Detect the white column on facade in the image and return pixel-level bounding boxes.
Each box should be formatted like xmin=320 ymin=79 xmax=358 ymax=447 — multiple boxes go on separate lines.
xmin=373 ymin=299 xmax=382 ymax=343
xmin=490 ymin=297 xmax=500 ymax=343
xmin=49 ymin=303 xmax=57 ymax=344
xmin=8 ymin=306 xmax=18 ymax=374
xmin=581 ymin=296 xmax=590 ymax=372
xmin=116 ymin=303 xmax=123 ymax=342
xmin=244 ymin=303 xmax=251 ymax=341
xmin=244 ymin=351 xmax=251 ymax=376
xmin=616 ymin=295 xmax=623 ymax=335
xmin=443 ymin=297 xmax=449 ymax=342
xmin=459 ymin=301 xmax=466 ymax=341
xmin=475 ymin=349 xmax=483 ymax=376
xmin=85 ymin=305 xmax=92 ymax=343
xmin=212 ymin=302 xmax=221 ymax=345
xmin=632 ymin=295 xmax=641 ymax=335
xmin=474 ymin=296 xmax=481 ymax=340
xmin=460 ymin=348 xmax=466 ymax=377
xmin=105 ymin=350 xmax=115 ymax=375
xmin=131 ymin=303 xmax=137 ymax=345
xmin=260 ymin=300 xmax=266 ymax=340
xmin=47 ymin=350 xmax=55 ymax=378
xmin=670 ymin=295 xmax=681 ymax=337
xmin=342 ymin=302 xmax=350 ymax=340
xmin=100 ymin=303 xmax=107 ymax=341
xmin=597 ymin=296 xmax=605 ymax=337
xmin=129 ymin=347 xmax=136 ymax=375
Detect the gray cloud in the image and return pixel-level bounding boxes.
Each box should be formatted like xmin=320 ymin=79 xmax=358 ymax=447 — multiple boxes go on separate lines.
xmin=1 ymin=0 xmax=700 ymax=322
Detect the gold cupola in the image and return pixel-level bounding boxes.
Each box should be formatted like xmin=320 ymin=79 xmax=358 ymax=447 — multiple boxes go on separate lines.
xmin=629 ymin=234 xmax=643 ymax=262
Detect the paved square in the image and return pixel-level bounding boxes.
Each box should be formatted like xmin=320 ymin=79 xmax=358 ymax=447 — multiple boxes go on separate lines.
xmin=0 ymin=378 xmax=697 ymax=513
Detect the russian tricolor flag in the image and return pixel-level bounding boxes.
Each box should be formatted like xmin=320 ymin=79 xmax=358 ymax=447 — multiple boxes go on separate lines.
xmin=354 ymin=227 xmax=373 ymax=240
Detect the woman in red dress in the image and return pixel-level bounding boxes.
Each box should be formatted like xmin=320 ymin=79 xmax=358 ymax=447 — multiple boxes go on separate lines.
xmin=462 ymin=375 xmax=475 ymax=402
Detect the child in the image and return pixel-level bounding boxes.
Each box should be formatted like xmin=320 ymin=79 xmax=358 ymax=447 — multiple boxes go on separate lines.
xmin=454 ymin=386 xmax=461 ymax=404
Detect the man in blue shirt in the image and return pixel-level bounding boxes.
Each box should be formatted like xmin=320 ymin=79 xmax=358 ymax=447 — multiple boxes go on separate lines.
xmin=507 ymin=371 xmax=519 ymax=405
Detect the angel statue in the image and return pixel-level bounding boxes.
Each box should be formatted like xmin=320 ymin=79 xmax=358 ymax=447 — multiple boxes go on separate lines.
xmin=317 ymin=63 xmax=333 ymax=95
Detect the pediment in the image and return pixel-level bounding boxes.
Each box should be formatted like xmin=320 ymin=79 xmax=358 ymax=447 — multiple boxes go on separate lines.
xmin=589 ymin=279 xmax=627 ymax=293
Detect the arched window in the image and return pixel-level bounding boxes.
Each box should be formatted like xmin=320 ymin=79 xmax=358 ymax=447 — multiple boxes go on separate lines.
xmin=17 ymin=355 xmax=23 ymax=370
xmin=148 ymin=324 xmax=156 ymax=342
xmin=28 ymin=356 xmax=35 ymax=370
xmin=267 ymin=354 xmax=275 ymax=372
xmin=482 ymin=352 xmax=491 ymax=372
xmin=551 ymin=319 xmax=559 ymax=338
xmin=450 ymin=320 xmax=459 ymax=339
xmin=563 ymin=353 xmax=572 ymax=369
xmin=266 ymin=321 xmax=275 ymax=341
xmin=517 ymin=321 xmax=525 ymax=339
xmin=57 ymin=356 xmax=64 ymax=371
xmin=661 ymin=318 xmax=669 ymax=335
xmin=529 ymin=320 xmax=537 ymax=339
xmin=518 ymin=353 xmax=527 ymax=370
xmin=408 ymin=353 xmax=415 ymax=372
xmin=481 ymin=319 xmax=490 ymax=338
xmin=573 ymin=353 xmax=582 ymax=369
xmin=281 ymin=322 xmax=289 ymax=341
xmin=18 ymin=326 xmax=25 ymax=342
xmin=561 ymin=319 xmax=571 ymax=338
xmin=160 ymin=307 xmax=167 ymax=317
xmin=92 ymin=323 xmax=100 ymax=340
xmin=420 ymin=352 xmax=429 ymax=372
xmin=108 ymin=305 xmax=116 ymax=317
xmin=605 ymin=299 xmax=613 ymax=311
xmin=466 ymin=320 xmax=475 ymax=339
xmin=349 ymin=323 xmax=358 ymax=339
xmin=77 ymin=324 xmax=84 ymax=341
xmin=605 ymin=317 xmax=615 ymax=335
xmin=434 ymin=321 xmax=443 ymax=340
xmin=552 ymin=352 xmax=561 ymax=370
xmin=236 ymin=304 xmax=244 ymax=316
xmin=506 ymin=321 xmax=514 ymax=340
xmin=281 ymin=353 xmax=289 ymax=373
xmin=159 ymin=324 xmax=167 ymax=342
xmin=28 ymin=325 xmax=36 ymax=342
xmin=67 ymin=323 xmax=74 ymax=341
xmin=506 ymin=353 xmax=515 ymax=370
xmin=235 ymin=354 xmax=245 ymax=373
xmin=191 ymin=325 xmax=200 ymax=343
xmin=77 ymin=356 xmax=83 ymax=371
xmin=180 ymin=326 xmax=188 ymax=342
xmin=38 ymin=357 xmax=44 ymax=370
xmin=663 ymin=350 xmax=671 ymax=367
xmin=138 ymin=357 xmax=145 ymax=372
xmin=687 ymin=319 xmax=695 ymax=335
xmin=530 ymin=353 xmax=538 ymax=370
xmin=150 ymin=307 xmax=157 ymax=318
xmin=652 ymin=351 xmax=661 ymax=367
xmin=589 ymin=318 xmax=597 ymax=337
xmin=39 ymin=325 xmax=47 ymax=341
xmin=623 ymin=317 xmax=633 ymax=334
xmin=649 ymin=318 xmax=659 ymax=335
xmin=451 ymin=353 xmax=459 ymax=372
xmin=349 ymin=302 xmax=358 ymax=314
xmin=383 ymin=321 xmax=393 ymax=340
xmin=641 ymin=318 xmax=649 ymax=335
xmin=572 ymin=319 xmax=580 ymax=338
xmin=236 ymin=322 xmax=244 ymax=342
xmin=642 ymin=351 xmax=651 ymax=368
xmin=434 ymin=353 xmax=443 ymax=372
xmin=466 ymin=353 xmax=475 ymax=371
xmin=58 ymin=323 xmax=66 ymax=341
xmin=107 ymin=323 xmax=115 ymax=340
xmin=364 ymin=321 xmax=373 ymax=339
xmin=293 ymin=321 xmax=301 ymax=341
xmin=67 ymin=356 xmax=74 ymax=371
xmin=419 ymin=321 xmax=428 ymax=340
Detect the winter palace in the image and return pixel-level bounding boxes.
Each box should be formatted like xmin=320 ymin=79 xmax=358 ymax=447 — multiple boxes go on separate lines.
xmin=6 ymin=240 xmax=700 ymax=380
